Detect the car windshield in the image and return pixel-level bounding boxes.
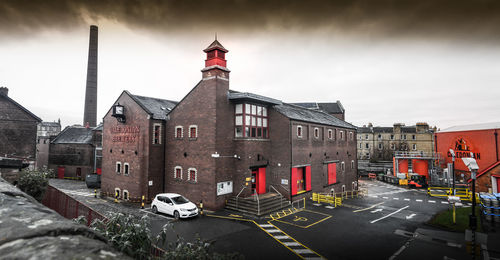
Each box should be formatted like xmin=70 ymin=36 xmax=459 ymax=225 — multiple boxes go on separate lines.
xmin=171 ymin=196 xmax=189 ymax=205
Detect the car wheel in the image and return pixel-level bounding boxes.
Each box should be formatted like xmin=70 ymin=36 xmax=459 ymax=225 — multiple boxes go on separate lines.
xmin=174 ymin=210 xmax=180 ymax=219
xmin=152 ymin=206 xmax=158 ymax=214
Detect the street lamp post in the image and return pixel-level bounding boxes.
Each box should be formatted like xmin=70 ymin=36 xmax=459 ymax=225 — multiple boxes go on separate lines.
xmin=462 ymin=157 xmax=479 ymax=259
xmin=449 ymin=149 xmax=455 ymax=195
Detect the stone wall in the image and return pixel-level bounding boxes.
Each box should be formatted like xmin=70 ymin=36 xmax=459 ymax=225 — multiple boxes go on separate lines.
xmin=0 ymin=177 xmax=130 ymax=259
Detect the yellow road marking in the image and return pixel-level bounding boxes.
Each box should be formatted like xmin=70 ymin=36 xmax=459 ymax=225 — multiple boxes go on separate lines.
xmin=294 ymin=216 xmax=308 ymax=222
xmin=272 ymin=209 xmax=332 ymax=228
xmin=206 ymin=214 xmax=253 ymax=222
xmin=228 ymin=214 xmax=243 ymax=218
xmin=352 ymin=202 xmax=385 ymax=213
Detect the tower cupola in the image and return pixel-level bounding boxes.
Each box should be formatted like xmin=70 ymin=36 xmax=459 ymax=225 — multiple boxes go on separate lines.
xmin=201 ymin=38 xmax=230 ymax=79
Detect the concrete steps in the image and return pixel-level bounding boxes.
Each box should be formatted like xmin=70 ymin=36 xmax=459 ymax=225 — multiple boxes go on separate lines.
xmin=225 ymin=193 xmax=290 ymax=216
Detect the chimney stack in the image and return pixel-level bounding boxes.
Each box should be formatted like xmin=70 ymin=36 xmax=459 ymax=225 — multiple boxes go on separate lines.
xmin=83 ymin=25 xmax=98 ymax=127
xmin=0 ymin=87 xmax=8 ymax=96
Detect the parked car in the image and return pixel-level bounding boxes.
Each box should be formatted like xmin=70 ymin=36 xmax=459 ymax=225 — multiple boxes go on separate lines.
xmin=151 ymin=193 xmax=199 ymax=219
xmin=85 ymin=174 xmax=101 ymax=188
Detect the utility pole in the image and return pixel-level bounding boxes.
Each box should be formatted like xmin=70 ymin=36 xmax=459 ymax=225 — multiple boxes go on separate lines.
xmin=449 ymin=149 xmax=456 ymax=195
xmin=462 ymin=157 xmax=479 ymax=259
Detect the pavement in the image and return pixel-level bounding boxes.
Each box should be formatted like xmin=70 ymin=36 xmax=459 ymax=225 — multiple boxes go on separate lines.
xmin=48 ymin=178 xmax=500 ymax=259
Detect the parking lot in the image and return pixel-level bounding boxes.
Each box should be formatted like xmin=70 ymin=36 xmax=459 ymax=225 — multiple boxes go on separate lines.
xmin=49 ymin=178 xmax=487 ymax=259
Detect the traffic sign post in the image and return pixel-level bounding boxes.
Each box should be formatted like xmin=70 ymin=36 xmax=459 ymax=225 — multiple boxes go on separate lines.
xmin=448 ymin=196 xmax=461 ymax=224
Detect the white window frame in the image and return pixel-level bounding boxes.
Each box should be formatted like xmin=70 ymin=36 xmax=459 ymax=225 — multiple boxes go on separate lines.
xmin=314 ymin=127 xmax=319 ymax=139
xmin=116 ymin=162 xmax=121 ymax=174
xmin=124 ymin=163 xmax=130 ymax=176
xmin=378 ymin=143 xmax=383 ymax=150
xmin=359 ymin=143 xmax=362 ymax=149
xmin=390 ymin=134 xmax=394 ymax=140
xmin=341 ymin=161 xmax=345 ymax=173
xmin=349 ymin=131 xmax=354 ymax=140
xmin=174 ymin=166 xmax=183 ymax=179
xmin=114 ymin=188 xmax=121 ymax=199
xmin=328 ymin=129 xmax=333 ymax=140
xmin=378 ymin=134 xmax=382 ymax=140
xmin=189 ymin=125 xmax=198 ymax=139
xmin=175 ymin=126 xmax=183 ymax=138
xmin=123 ymin=190 xmax=129 ymax=201
xmin=402 ymin=134 xmax=407 ymax=140
xmin=365 ymin=143 xmax=369 ymax=149
xmin=188 ymin=168 xmax=198 ymax=182
xmin=412 ymin=144 xmax=417 ymax=150
xmin=412 ymin=134 xmax=416 ymax=140
xmin=153 ymin=123 xmax=162 ymax=144
xmin=340 ymin=131 xmax=344 ymax=140
xmin=297 ymin=125 xmax=303 ymax=138
xmin=365 ymin=134 xmax=369 ymax=140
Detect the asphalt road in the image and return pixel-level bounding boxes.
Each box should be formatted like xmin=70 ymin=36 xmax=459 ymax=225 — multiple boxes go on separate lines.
xmin=50 ymin=178 xmax=476 ymax=259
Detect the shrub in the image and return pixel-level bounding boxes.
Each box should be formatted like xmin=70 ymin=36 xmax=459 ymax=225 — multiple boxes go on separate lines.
xmin=16 ymin=167 xmax=54 ymax=201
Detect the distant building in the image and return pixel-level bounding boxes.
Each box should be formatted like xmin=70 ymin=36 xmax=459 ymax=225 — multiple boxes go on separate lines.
xmin=292 ymin=101 xmax=345 ymax=120
xmin=36 ymin=120 xmax=62 ymax=168
xmin=48 ymin=125 xmax=102 ymax=179
xmin=0 ymin=87 xmax=41 ymax=183
xmin=357 ymin=122 xmax=435 ymax=162
xmin=435 ymin=122 xmax=500 ymax=193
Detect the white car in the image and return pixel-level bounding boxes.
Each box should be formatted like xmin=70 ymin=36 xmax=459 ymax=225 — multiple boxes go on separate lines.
xmin=151 ymin=193 xmax=199 ymax=219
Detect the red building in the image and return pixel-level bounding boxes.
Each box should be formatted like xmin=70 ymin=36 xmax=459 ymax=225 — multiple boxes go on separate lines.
xmin=102 ymin=39 xmax=358 ymax=210
xmin=435 ymin=122 xmax=500 ymax=193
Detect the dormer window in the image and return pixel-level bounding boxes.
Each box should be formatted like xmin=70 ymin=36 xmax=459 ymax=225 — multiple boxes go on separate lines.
xmin=235 ymin=103 xmax=268 ymax=139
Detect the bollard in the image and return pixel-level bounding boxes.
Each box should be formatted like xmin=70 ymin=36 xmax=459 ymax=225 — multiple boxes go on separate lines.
xmin=200 ymin=200 xmax=203 ymax=215
xmin=94 ymin=189 xmax=97 ymax=198
xmin=141 ymin=195 xmax=145 ymax=209
xmin=115 ymin=191 xmax=118 ymax=203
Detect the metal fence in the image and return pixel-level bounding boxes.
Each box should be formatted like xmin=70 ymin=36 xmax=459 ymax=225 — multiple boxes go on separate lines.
xmin=42 ymin=185 xmax=166 ymax=257
xmin=42 ymin=185 xmax=106 ymax=226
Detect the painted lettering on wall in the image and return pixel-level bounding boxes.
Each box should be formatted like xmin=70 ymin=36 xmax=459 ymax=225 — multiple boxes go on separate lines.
xmin=447 ymin=137 xmax=481 ymax=160
xmin=111 ymin=125 xmax=140 ymax=143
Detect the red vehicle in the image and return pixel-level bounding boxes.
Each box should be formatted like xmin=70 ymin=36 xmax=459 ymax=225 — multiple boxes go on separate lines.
xmin=408 ymin=174 xmax=427 ymax=188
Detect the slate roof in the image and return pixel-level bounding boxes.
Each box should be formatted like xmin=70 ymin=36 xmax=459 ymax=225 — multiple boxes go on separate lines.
xmin=274 ymin=103 xmax=356 ymax=129
xmin=292 ymin=102 xmax=345 ymax=114
xmin=51 ymin=126 xmax=93 ymax=144
xmin=203 ymin=39 xmax=228 ymax=52
xmin=129 ymin=93 xmax=178 ymax=120
xmin=357 ymin=126 xmax=429 ymax=134
xmin=39 ymin=121 xmax=60 ymax=127
xmin=0 ymin=91 xmax=41 ymax=122
xmin=228 ymin=91 xmax=282 ymax=105
xmin=439 ymin=122 xmax=500 ymax=133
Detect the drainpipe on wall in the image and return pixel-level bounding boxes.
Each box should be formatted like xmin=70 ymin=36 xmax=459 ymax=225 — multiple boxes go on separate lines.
xmin=495 ymin=130 xmax=499 ymax=162
xmin=289 ymin=120 xmax=293 ymax=199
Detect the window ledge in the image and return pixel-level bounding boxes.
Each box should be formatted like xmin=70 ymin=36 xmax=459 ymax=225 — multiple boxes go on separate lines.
xmin=189 ymin=138 xmax=198 ymax=141
xmin=233 ymin=138 xmax=270 ymax=142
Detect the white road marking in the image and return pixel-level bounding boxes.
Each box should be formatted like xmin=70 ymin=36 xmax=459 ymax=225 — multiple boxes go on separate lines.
xmin=283 ymin=242 xmax=300 ymax=246
xmin=259 ymin=224 xmax=273 ymax=228
xmin=313 ymin=203 xmax=322 ymax=206
xmin=405 ymin=213 xmax=416 ymax=219
xmin=370 ymin=205 xmax=410 ymax=224
xmin=274 ymin=235 xmax=290 ymax=240
xmin=428 ymin=200 xmax=436 ymax=203
xmin=393 ymin=198 xmax=399 ymax=200
xmin=293 ymin=249 xmax=314 ymax=254
xmin=383 ymin=197 xmax=389 ymax=199
xmin=416 ymin=199 xmax=423 ymax=202
xmin=371 ymin=209 xmax=383 ymax=213
xmin=266 ymin=229 xmax=281 ymax=233
xmin=325 ymin=206 xmax=334 ymax=209
xmin=441 ymin=201 xmax=449 ymax=204
xmin=404 ymin=198 xmax=410 ymax=201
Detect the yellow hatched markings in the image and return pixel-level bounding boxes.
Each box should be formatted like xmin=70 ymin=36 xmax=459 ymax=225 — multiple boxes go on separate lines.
xmin=271 ymin=209 xmax=332 ymax=229
xmin=352 ymin=202 xmax=385 ymax=213
xmin=259 ymin=221 xmax=326 ymax=260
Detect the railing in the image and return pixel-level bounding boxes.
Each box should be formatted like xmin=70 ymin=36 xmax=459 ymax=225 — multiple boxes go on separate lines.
xmin=269 ymin=185 xmax=284 ymax=208
xmin=235 ymin=186 xmax=247 ymax=209
xmin=394 ymin=151 xmax=440 ymax=159
xmin=427 ymin=186 xmax=476 ymax=202
xmin=253 ymin=193 xmax=260 ymax=215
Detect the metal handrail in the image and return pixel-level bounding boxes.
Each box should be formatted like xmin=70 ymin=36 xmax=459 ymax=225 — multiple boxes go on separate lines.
xmin=253 ymin=193 xmax=260 ymax=215
xmin=235 ymin=186 xmax=247 ymax=209
xmin=269 ymin=185 xmax=284 ymax=207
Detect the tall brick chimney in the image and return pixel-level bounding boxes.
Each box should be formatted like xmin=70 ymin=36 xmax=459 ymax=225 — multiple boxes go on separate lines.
xmin=83 ymin=25 xmax=98 ymax=127
xmin=0 ymin=87 xmax=8 ymax=96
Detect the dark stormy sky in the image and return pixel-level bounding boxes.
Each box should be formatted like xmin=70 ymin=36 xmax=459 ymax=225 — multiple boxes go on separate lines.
xmin=1 ymin=0 xmax=499 ymax=129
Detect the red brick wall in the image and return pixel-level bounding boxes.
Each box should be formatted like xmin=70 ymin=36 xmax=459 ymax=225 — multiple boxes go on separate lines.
xmin=102 ymin=93 xmax=157 ymax=201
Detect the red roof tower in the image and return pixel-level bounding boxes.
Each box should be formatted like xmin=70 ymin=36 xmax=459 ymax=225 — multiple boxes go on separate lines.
xmin=201 ymin=37 xmax=230 ymax=80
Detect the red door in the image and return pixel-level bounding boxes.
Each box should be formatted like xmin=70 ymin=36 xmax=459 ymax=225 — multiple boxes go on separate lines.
xmin=296 ymin=167 xmax=305 ymax=193
xmin=252 ymin=168 xmax=266 ymax=195
xmin=57 ymin=167 xmax=65 ymax=179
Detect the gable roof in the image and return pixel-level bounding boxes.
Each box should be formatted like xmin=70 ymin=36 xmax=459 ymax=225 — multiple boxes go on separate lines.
xmin=203 ymin=39 xmax=228 ymax=52
xmin=292 ymin=101 xmax=345 ymax=114
xmin=228 ymin=90 xmax=282 ymax=105
xmin=129 ymin=93 xmax=178 ymax=120
xmin=51 ymin=126 xmax=93 ymax=144
xmin=275 ymin=103 xmax=356 ymax=129
xmin=469 ymin=161 xmax=500 ymax=182
xmin=0 ymin=91 xmax=41 ymax=122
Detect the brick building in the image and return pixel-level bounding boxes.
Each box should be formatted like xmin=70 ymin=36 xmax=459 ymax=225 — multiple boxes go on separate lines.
xmin=292 ymin=101 xmax=345 ymax=120
xmin=36 ymin=120 xmax=62 ymax=168
xmin=102 ymin=39 xmax=357 ymax=209
xmin=435 ymin=122 xmax=500 ymax=193
xmin=48 ymin=125 xmax=102 ymax=179
xmin=0 ymin=87 xmax=41 ymax=164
